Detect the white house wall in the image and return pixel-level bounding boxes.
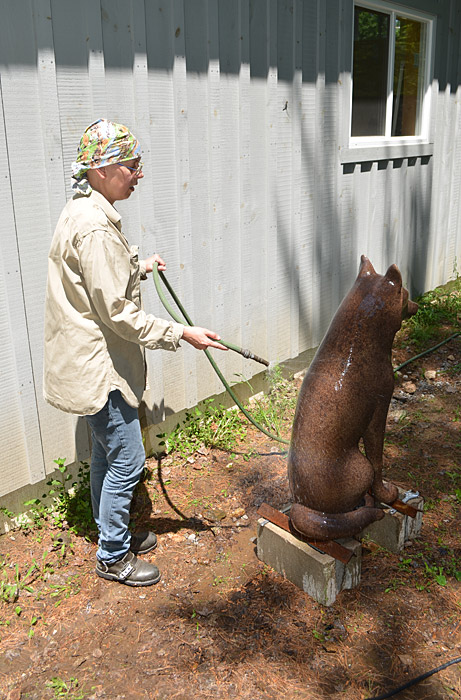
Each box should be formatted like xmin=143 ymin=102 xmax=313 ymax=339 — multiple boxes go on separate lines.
xmin=0 ymin=0 xmax=460 ymax=503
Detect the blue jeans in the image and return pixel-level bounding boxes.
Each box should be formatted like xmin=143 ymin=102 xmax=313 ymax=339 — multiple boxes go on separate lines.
xmin=85 ymin=390 xmax=146 ymax=564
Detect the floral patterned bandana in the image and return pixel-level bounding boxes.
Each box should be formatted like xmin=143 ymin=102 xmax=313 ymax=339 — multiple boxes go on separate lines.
xmin=71 ymin=119 xmax=141 ymax=195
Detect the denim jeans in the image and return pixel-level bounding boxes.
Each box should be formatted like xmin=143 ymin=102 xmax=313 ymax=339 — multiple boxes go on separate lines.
xmin=85 ymin=390 xmax=145 ymax=564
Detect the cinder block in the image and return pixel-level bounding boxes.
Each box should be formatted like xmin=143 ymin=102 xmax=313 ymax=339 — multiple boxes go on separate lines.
xmin=404 ymin=496 xmax=424 ymax=542
xmin=359 ymin=510 xmax=406 ymax=553
xmin=257 ymin=519 xmax=361 ymax=607
xmin=359 ymin=490 xmax=424 ymax=553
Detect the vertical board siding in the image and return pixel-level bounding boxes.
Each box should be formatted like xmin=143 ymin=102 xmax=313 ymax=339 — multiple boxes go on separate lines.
xmin=0 ymin=0 xmax=460 ymax=499
xmin=0 ymin=89 xmax=44 ymax=496
xmin=0 ymin=0 xmax=92 ymax=493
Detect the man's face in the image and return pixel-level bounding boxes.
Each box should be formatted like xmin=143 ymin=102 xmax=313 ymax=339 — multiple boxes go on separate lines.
xmin=102 ymin=158 xmax=144 ymax=204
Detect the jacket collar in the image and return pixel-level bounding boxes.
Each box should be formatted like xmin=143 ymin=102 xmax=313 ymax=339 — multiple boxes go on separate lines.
xmin=90 ymin=190 xmax=122 ymax=228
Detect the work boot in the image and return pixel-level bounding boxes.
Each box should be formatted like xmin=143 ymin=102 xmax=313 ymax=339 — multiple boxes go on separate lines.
xmin=96 ymin=551 xmax=161 ymax=586
xmin=130 ymin=531 xmax=157 ymax=555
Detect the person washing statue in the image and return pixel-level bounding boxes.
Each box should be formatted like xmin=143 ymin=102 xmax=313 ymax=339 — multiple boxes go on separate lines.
xmin=44 ymin=119 xmax=226 ymax=587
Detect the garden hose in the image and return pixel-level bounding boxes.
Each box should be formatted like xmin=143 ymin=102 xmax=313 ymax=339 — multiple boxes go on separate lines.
xmin=152 ymin=263 xmax=289 ymax=445
xmin=394 ymin=332 xmax=460 ymax=372
xmin=364 ymin=654 xmax=461 ymax=699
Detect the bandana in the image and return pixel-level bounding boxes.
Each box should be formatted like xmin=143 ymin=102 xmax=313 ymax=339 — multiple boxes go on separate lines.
xmin=71 ymin=119 xmax=141 ymax=195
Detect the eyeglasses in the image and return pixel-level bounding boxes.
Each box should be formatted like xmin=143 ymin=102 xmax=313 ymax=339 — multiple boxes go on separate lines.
xmin=123 ymin=161 xmax=144 ymax=176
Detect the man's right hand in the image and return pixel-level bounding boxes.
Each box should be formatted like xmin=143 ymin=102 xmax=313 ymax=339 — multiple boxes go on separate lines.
xmin=181 ymin=327 xmax=228 ymax=351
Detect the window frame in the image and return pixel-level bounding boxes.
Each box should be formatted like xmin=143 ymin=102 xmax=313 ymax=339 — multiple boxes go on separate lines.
xmin=341 ymin=0 xmax=436 ymax=163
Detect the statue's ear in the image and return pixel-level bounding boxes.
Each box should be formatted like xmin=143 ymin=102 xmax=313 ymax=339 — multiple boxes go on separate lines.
xmin=358 ymin=255 xmax=376 ymax=278
xmin=384 ymin=263 xmax=402 ymax=289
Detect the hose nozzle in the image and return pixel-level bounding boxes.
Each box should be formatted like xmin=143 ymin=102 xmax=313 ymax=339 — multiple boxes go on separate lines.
xmin=223 ymin=343 xmax=269 ymax=367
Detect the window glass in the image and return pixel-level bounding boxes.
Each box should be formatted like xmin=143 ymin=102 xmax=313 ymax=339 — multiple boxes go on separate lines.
xmin=352 ymin=7 xmax=390 ymax=136
xmin=392 ymin=16 xmax=427 ymax=136
xmin=352 ymin=4 xmax=430 ymax=139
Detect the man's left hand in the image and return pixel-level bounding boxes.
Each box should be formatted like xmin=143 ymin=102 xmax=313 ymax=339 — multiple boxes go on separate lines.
xmin=143 ymin=254 xmax=166 ymax=273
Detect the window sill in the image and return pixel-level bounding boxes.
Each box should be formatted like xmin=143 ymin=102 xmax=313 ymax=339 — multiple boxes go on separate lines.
xmin=340 ymin=141 xmax=433 ymax=164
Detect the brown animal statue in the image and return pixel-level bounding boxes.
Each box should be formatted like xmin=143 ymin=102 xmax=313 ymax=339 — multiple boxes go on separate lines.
xmin=288 ymin=255 xmax=418 ymax=541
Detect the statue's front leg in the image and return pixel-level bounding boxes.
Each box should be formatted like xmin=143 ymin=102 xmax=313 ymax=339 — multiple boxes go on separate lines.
xmin=363 ymin=404 xmax=398 ymax=505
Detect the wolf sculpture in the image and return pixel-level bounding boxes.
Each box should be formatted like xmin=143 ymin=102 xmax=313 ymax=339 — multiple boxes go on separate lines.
xmin=288 ymin=256 xmax=418 ymax=541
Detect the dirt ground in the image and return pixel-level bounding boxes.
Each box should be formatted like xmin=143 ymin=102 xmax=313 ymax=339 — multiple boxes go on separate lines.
xmin=0 ymin=333 xmax=460 ymax=700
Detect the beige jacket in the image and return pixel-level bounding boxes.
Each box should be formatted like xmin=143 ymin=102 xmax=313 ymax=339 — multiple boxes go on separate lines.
xmin=44 ymin=190 xmax=184 ymax=415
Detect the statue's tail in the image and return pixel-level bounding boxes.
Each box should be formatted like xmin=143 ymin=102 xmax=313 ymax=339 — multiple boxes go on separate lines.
xmin=290 ymin=501 xmax=384 ymax=542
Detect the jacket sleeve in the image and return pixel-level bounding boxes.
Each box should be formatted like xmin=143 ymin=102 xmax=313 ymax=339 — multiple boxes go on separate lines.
xmin=77 ymin=228 xmax=184 ymax=350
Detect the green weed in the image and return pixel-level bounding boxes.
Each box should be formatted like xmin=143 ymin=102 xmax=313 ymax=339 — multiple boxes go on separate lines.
xmin=28 ymin=614 xmax=39 ymax=638
xmin=385 ymin=577 xmax=406 ymax=593
xmin=0 ymin=558 xmax=37 ymax=603
xmin=48 ymin=575 xmax=81 ymax=607
xmin=191 ymin=609 xmax=200 ymax=638
xmin=23 ymin=460 xmax=95 ymax=536
xmin=212 ymin=575 xmax=228 ymax=587
xmin=445 ymin=470 xmax=461 ymax=485
xmin=398 ymin=276 xmax=461 ymax=349
xmin=157 ymin=398 xmax=246 ymax=456
xmin=0 ymin=506 xmax=15 ymax=520
xmin=45 ymin=676 xmax=85 ymax=699
xmin=424 ymin=563 xmax=447 ymax=586
xmin=312 ymin=628 xmax=325 ymax=642
xmin=242 ymin=365 xmax=298 ymax=437
xmin=421 ymin=546 xmax=461 ymax=586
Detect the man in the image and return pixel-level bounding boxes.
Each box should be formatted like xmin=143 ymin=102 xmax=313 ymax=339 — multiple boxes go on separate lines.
xmin=44 ymin=119 xmax=226 ymax=586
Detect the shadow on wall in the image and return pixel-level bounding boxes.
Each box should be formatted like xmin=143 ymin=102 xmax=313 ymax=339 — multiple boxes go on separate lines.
xmin=7 ymin=0 xmax=456 ymax=304
xmin=22 ymin=0 xmax=460 ymax=94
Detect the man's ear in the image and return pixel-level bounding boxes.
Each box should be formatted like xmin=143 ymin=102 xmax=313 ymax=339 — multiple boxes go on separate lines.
xmin=94 ymin=166 xmax=107 ymax=179
xmin=87 ymin=167 xmax=106 ymax=187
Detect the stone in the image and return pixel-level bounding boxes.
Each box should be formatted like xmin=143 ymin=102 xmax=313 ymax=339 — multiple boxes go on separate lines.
xmin=359 ymin=490 xmax=424 ymax=553
xmin=257 ymin=518 xmax=361 ymax=606
xmin=231 ymin=507 xmax=246 ymax=518
xmin=402 ymin=381 xmax=417 ymax=394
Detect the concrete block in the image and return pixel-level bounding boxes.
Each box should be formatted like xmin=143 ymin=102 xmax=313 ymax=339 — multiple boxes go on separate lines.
xmin=359 ymin=510 xmax=406 ymax=553
xmin=359 ymin=490 xmax=424 ymax=553
xmin=257 ymin=519 xmax=361 ymax=606
xmin=404 ymin=496 xmax=424 ymax=542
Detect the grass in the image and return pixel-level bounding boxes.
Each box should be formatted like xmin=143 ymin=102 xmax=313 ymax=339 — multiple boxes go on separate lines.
xmin=157 ymin=398 xmax=247 ymax=456
xmin=44 ymin=676 xmax=86 ymax=699
xmin=0 ymin=557 xmax=36 ymax=604
xmin=22 ymin=459 xmax=95 ymax=537
xmin=397 ymin=274 xmax=461 ymax=350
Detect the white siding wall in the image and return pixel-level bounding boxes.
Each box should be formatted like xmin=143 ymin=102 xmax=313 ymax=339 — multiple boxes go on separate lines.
xmin=1 ymin=0 xmax=460 ymax=501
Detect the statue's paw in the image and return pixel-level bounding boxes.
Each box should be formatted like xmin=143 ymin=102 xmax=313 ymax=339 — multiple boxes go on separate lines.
xmin=372 ymin=480 xmax=399 ymax=505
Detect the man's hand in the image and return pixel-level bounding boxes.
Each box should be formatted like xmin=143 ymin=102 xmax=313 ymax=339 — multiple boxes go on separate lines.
xmin=143 ymin=254 xmax=166 ymax=273
xmin=182 ymin=327 xmax=228 ymax=351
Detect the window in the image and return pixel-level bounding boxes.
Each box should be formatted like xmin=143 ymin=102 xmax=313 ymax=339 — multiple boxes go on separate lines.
xmin=351 ymin=2 xmax=433 ymax=142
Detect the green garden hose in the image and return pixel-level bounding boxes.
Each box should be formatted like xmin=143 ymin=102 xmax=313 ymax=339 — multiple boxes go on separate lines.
xmin=394 ymin=332 xmax=460 ymax=372
xmin=152 ymin=263 xmax=289 ymax=445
